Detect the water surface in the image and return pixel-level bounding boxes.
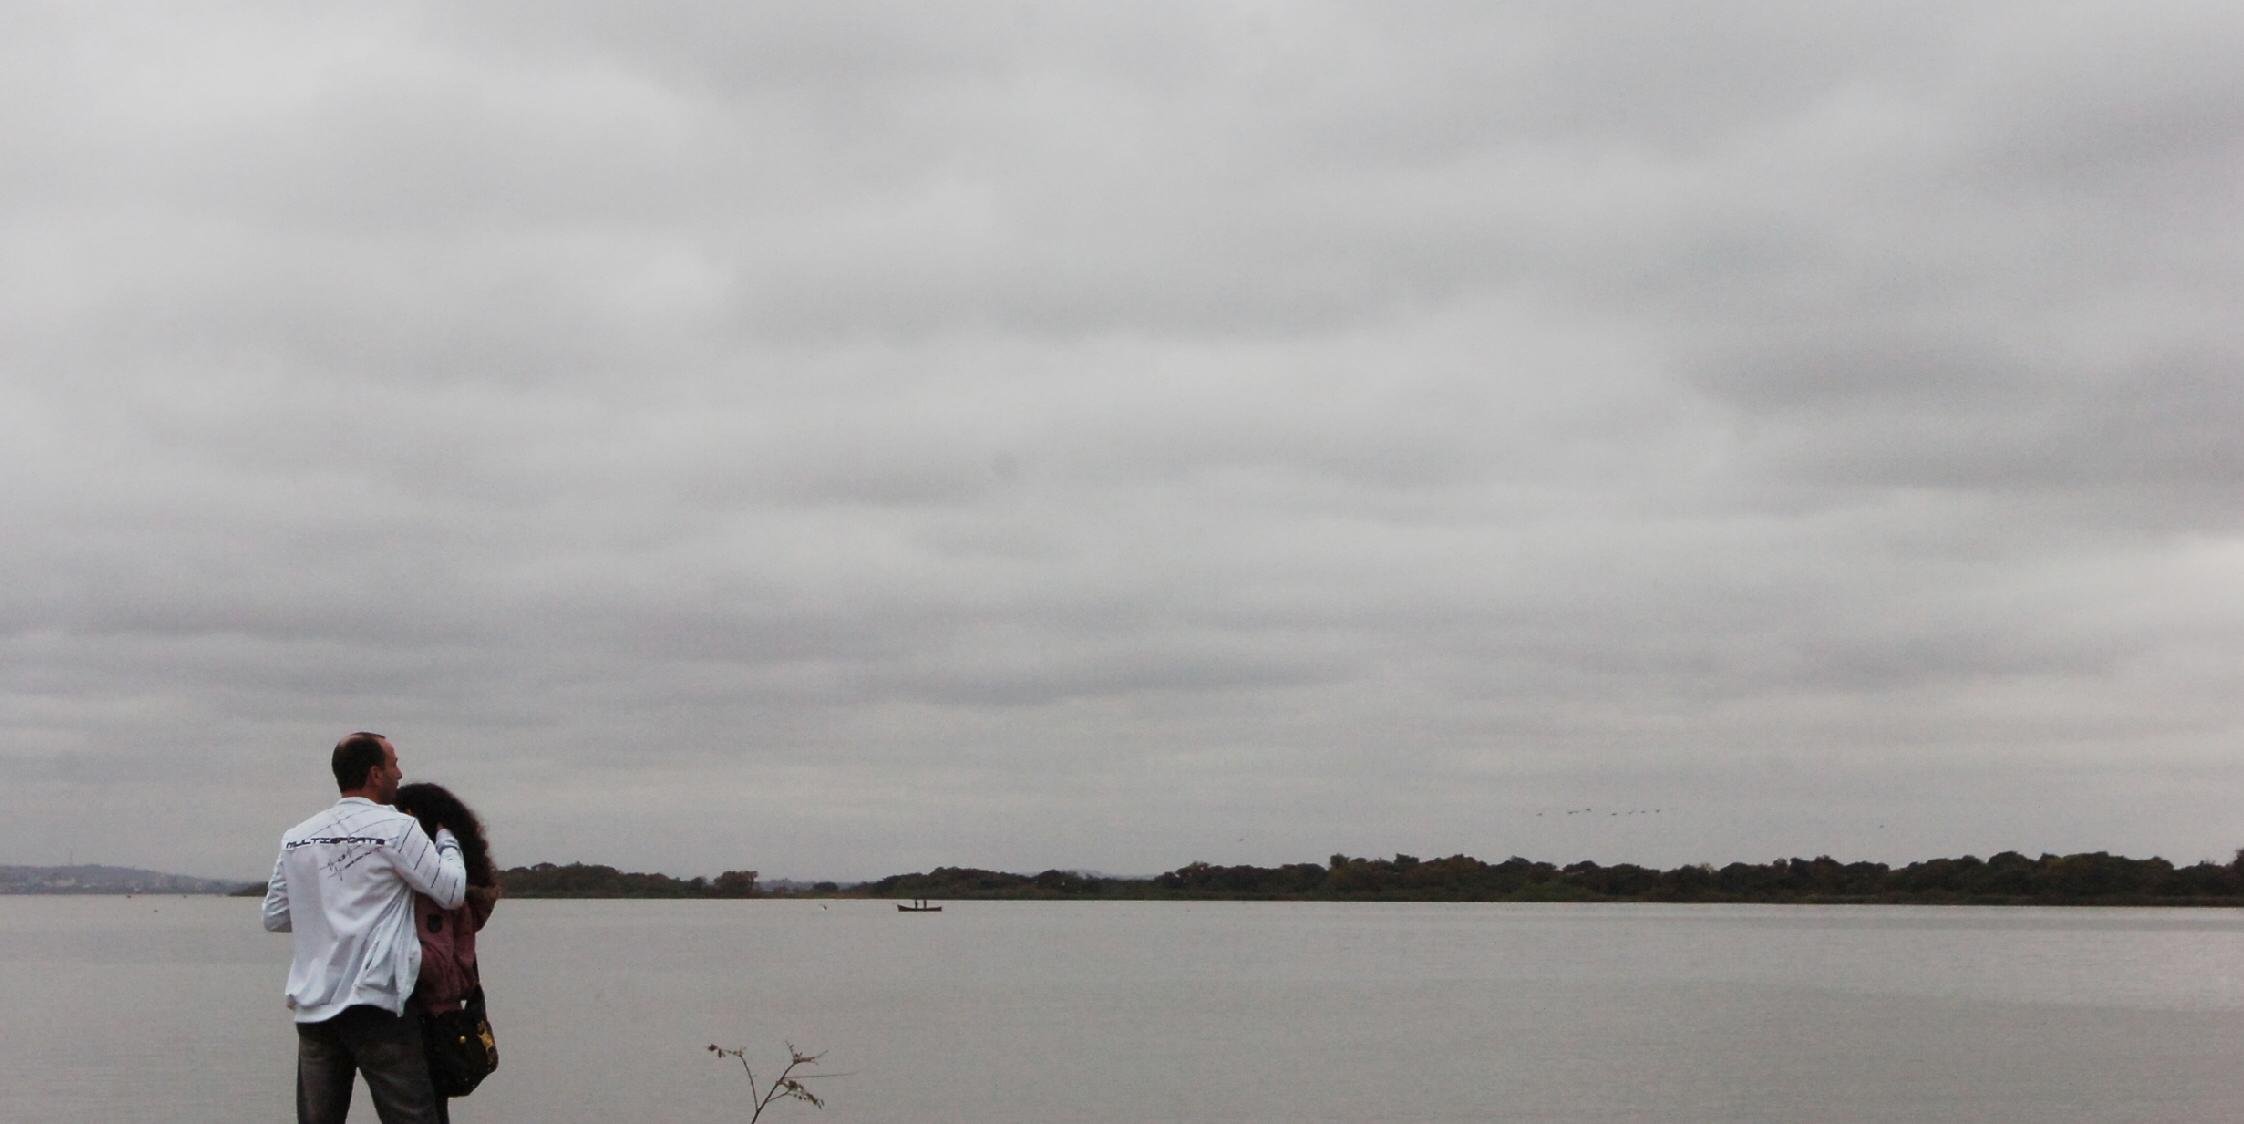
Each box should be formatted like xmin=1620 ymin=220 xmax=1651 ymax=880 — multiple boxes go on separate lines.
xmin=4 ymin=897 xmax=2240 ymax=1121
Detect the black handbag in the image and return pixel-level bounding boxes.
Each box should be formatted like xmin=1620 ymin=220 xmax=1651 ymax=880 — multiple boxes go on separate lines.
xmin=424 ymin=984 xmax=498 ymax=1097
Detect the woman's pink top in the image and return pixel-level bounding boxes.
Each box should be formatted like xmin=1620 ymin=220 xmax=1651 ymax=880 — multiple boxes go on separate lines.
xmin=412 ymin=889 xmax=495 ymax=1013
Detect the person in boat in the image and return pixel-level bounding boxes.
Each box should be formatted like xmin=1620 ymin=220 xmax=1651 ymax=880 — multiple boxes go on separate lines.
xmin=393 ymin=782 xmax=501 ymax=1123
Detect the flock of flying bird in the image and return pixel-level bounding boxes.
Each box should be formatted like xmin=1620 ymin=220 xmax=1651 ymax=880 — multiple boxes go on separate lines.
xmin=1538 ymin=808 xmax=1662 ymax=817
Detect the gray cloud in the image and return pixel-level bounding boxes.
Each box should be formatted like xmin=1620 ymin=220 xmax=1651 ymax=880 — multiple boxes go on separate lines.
xmin=3 ymin=2 xmax=2240 ymax=882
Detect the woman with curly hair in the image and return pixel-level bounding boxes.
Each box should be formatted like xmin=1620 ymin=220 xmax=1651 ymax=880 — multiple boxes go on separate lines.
xmin=393 ymin=782 xmax=500 ymax=1115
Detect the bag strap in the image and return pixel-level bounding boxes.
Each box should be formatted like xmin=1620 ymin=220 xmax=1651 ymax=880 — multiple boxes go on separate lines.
xmin=458 ymin=900 xmax=485 ymax=992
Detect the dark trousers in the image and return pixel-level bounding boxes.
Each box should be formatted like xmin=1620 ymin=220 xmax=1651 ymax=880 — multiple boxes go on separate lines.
xmin=296 ymin=1004 xmax=448 ymax=1124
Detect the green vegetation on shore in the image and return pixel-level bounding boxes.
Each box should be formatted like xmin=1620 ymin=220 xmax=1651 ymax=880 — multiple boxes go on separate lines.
xmin=499 ymin=862 xmax=765 ymax=898
xmin=497 ymin=849 xmax=2244 ymax=906
xmin=862 ymin=850 xmax=2244 ymax=905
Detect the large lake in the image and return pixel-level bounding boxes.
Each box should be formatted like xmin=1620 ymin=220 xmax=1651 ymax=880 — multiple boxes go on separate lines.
xmin=4 ymin=897 xmax=2240 ymax=1121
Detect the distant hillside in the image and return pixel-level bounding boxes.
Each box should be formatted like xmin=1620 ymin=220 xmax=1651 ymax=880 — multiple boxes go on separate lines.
xmin=761 ymin=877 xmax=863 ymax=892
xmin=858 ymin=849 xmax=2244 ymax=905
xmin=0 ymin=864 xmax=251 ymax=895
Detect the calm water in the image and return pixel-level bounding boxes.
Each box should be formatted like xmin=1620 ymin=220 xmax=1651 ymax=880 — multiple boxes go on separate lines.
xmin=3 ymin=896 xmax=2241 ymax=1121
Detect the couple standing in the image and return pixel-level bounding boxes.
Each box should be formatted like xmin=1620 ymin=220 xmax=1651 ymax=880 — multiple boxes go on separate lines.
xmin=263 ymin=732 xmax=500 ymax=1123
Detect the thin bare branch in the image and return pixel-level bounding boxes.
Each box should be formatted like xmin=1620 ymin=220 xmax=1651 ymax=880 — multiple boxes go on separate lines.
xmin=712 ymin=1041 xmax=835 ymax=1122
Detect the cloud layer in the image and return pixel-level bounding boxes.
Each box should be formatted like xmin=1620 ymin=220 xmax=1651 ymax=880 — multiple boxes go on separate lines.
xmin=5 ymin=2 xmax=2240 ymax=880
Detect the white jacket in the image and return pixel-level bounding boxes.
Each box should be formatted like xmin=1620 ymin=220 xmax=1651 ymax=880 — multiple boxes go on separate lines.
xmin=263 ymin=797 xmax=466 ymax=1022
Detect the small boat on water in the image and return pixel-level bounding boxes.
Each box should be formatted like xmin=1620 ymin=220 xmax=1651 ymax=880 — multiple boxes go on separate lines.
xmin=896 ymin=899 xmax=943 ymax=912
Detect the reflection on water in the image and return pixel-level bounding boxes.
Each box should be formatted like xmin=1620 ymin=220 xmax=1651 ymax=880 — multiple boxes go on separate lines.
xmin=4 ymin=897 xmax=2241 ymax=1121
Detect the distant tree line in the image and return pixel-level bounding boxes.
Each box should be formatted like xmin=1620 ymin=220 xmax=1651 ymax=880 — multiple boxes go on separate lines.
xmin=492 ymin=850 xmax=2244 ymax=905
xmin=500 ymin=862 xmax=760 ymax=898
xmin=857 ymin=850 xmax=2244 ymax=906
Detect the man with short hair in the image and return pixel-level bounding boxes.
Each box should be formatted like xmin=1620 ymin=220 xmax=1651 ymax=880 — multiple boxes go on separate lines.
xmin=265 ymin=732 xmax=466 ymax=1124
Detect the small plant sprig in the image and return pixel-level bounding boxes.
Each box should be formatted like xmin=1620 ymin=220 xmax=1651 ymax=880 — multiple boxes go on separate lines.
xmin=707 ymin=1041 xmax=837 ymax=1121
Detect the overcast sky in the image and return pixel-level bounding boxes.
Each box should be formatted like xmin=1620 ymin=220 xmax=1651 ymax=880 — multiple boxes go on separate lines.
xmin=5 ymin=2 xmax=2240 ymax=882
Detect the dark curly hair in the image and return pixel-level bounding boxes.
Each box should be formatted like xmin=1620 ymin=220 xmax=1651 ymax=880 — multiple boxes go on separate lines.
xmin=394 ymin=782 xmax=499 ymax=895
